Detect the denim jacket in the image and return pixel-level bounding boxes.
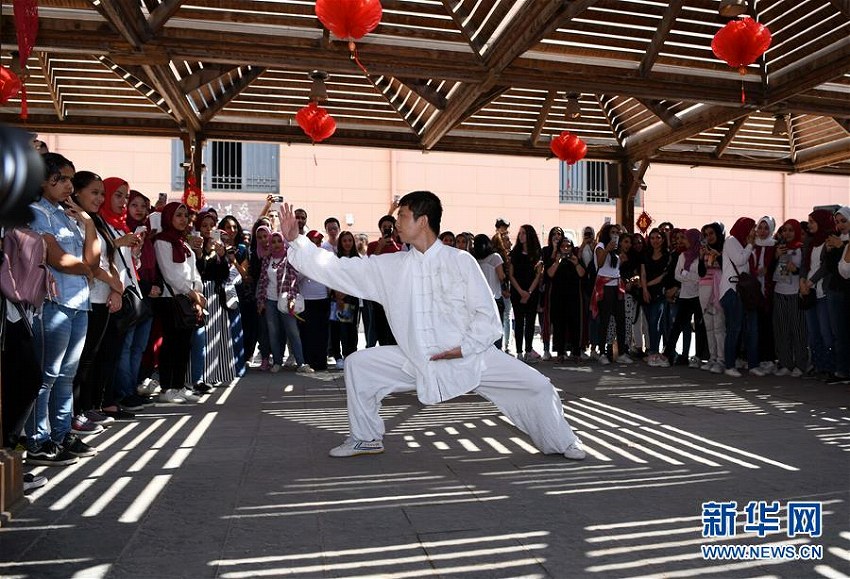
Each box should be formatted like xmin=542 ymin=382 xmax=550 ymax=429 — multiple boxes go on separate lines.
xmin=29 ymin=198 xmax=90 ymax=311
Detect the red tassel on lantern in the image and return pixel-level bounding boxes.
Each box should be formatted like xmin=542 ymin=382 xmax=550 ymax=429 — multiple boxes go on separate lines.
xmin=13 ymin=0 xmax=39 ymax=119
xmin=315 ymin=0 xmax=382 ymax=75
xmin=711 ymin=17 xmax=772 ymax=75
xmin=296 ymin=102 xmax=337 ymax=143
xmin=550 ymin=131 xmax=587 ymax=165
xmin=0 ymin=66 xmax=22 ymax=105
xmin=182 ymin=174 xmax=206 ymax=213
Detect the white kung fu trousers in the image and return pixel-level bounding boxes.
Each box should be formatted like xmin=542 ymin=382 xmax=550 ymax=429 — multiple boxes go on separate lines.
xmin=344 ymin=345 xmax=579 ymax=454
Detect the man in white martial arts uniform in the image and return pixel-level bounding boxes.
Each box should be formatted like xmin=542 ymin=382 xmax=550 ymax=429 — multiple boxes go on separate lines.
xmin=280 ymin=191 xmax=586 ymax=460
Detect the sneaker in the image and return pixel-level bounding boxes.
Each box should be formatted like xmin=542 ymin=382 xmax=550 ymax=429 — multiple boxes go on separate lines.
xmin=790 ymin=368 xmax=803 ymax=378
xmin=580 ymin=352 xmax=591 ymax=362
xmin=710 ymin=363 xmax=724 ymax=374
xmin=688 ymin=357 xmax=701 ymax=369
xmin=26 ymin=440 xmax=78 ymax=467
xmin=297 ymin=364 xmax=316 ymax=374
xmin=329 ymin=437 xmax=384 ymax=457
xmin=599 ymin=356 xmax=611 ymax=366
xmin=656 ymin=356 xmax=671 ymax=368
xmin=516 ymin=352 xmax=525 ymax=361
xmin=158 ymin=388 xmax=187 ymax=404
xmin=84 ymin=409 xmax=115 ymax=426
xmin=259 ymin=359 xmax=271 ymax=372
xmin=270 ymin=364 xmax=282 ymax=374
xmin=526 ymin=350 xmax=542 ymax=361
xmin=180 ymin=387 xmax=201 ymax=402
xmin=101 ymin=407 xmax=136 ymax=421
xmin=773 ymin=367 xmax=790 ymax=377
xmin=825 ymin=374 xmax=850 ymax=385
xmin=617 ymin=354 xmax=634 ymax=365
xmin=724 ymin=368 xmax=742 ymax=378
xmin=120 ymin=394 xmax=150 ymax=412
xmin=760 ymin=361 xmax=776 ymax=374
xmin=542 ymin=350 xmax=552 ymax=361
xmin=563 ymin=439 xmax=587 ymax=460
xmin=749 ymin=367 xmax=768 ymax=377
xmin=700 ymin=362 xmax=714 ymax=371
xmin=137 ymin=378 xmax=161 ymax=396
xmin=71 ymin=414 xmax=104 ymax=436
xmin=284 ymin=355 xmax=297 ymax=368
xmin=63 ymin=434 xmax=97 ymax=458
xmin=335 ymin=358 xmax=345 ymax=370
xmin=193 ymin=381 xmax=213 ymax=395
xmin=326 ymin=356 xmax=336 ymax=366
xmin=23 ymin=472 xmax=48 ymax=492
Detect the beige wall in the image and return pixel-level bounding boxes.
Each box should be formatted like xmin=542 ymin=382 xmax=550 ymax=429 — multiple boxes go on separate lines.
xmin=40 ymin=133 xmax=850 ymax=240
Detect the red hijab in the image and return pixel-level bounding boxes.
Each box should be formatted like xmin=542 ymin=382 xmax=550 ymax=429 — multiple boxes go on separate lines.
xmin=155 ymin=202 xmax=191 ymax=263
xmin=100 ymin=177 xmax=129 ymax=233
xmin=729 ymin=217 xmax=755 ymax=247
xmin=808 ymin=209 xmax=833 ymax=247
xmin=782 ymin=219 xmax=803 ymax=250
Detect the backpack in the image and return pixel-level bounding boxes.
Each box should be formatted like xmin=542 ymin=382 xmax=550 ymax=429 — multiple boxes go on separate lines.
xmin=0 ymin=227 xmax=57 ymax=308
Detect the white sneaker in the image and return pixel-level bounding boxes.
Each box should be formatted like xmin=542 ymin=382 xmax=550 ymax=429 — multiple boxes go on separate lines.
xmin=773 ymin=367 xmax=790 ymax=377
xmin=284 ymin=355 xmax=296 ymax=368
xmin=599 ymin=356 xmax=611 ymax=366
xmin=137 ymin=378 xmax=161 ymax=396
xmin=329 ymin=437 xmax=384 ymax=457
xmin=656 ymin=356 xmax=671 ymax=368
xmin=617 ymin=354 xmax=634 ymax=365
xmin=710 ymin=363 xmax=724 ymax=374
xmin=542 ymin=350 xmax=552 ymax=361
xmin=760 ymin=361 xmax=776 ymax=374
xmin=724 ymin=368 xmax=742 ymax=378
xmin=749 ymin=367 xmax=768 ymax=377
xmin=563 ymin=439 xmax=587 ymax=460
xmin=158 ymin=388 xmax=186 ymax=404
xmin=700 ymin=362 xmax=714 ymax=371
xmin=297 ymin=364 xmax=315 ymax=374
xmin=335 ymin=358 xmax=345 ymax=370
xmin=270 ymin=364 xmax=282 ymax=374
xmin=180 ymin=387 xmax=201 ymax=402
xmin=791 ymin=367 xmax=803 ymax=378
xmin=326 ymin=356 xmax=336 ymax=366
xmin=580 ymin=352 xmax=591 ymax=362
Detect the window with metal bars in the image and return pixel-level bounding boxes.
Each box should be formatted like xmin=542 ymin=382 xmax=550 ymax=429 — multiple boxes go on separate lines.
xmin=559 ymin=160 xmax=612 ymax=204
xmin=171 ymin=140 xmax=279 ymax=193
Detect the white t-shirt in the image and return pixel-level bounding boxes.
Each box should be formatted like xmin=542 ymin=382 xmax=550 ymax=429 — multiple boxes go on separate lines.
xmin=477 ymin=253 xmax=504 ymax=299
xmin=594 ymin=242 xmax=620 ymax=286
xmin=265 ymin=260 xmax=281 ymax=300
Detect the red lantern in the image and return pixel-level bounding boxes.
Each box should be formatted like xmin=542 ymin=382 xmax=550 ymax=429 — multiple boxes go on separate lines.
xmin=315 ymin=0 xmax=382 ymax=42
xmin=182 ymin=174 xmax=205 ymax=213
xmin=550 ymin=131 xmax=587 ymax=165
xmin=711 ymin=17 xmax=772 ymax=75
xmin=296 ymin=102 xmax=337 ymax=143
xmin=13 ymin=0 xmax=39 ymax=119
xmin=0 ymin=66 xmax=22 ymax=105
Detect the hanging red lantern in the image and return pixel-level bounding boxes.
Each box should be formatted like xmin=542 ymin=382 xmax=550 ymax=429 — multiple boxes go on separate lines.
xmin=296 ymin=102 xmax=337 ymax=143
xmin=711 ymin=17 xmax=772 ymax=75
xmin=0 ymin=66 xmax=22 ymax=105
xmin=182 ymin=173 xmax=205 ymax=213
xmin=315 ymin=0 xmax=382 ymax=42
xmin=550 ymin=131 xmax=587 ymax=165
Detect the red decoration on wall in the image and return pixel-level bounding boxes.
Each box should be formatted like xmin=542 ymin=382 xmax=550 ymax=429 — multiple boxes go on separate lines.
xmin=296 ymin=102 xmax=337 ymax=143
xmin=711 ymin=17 xmax=772 ymax=75
xmin=182 ymin=174 xmax=205 ymax=213
xmin=13 ymin=0 xmax=39 ymax=119
xmin=550 ymin=131 xmax=587 ymax=165
xmin=637 ymin=210 xmax=653 ymax=234
xmin=0 ymin=66 xmax=22 ymax=105
xmin=315 ymin=0 xmax=382 ymax=41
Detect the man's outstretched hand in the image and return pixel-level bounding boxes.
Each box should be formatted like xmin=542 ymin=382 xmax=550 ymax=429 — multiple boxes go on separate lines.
xmin=280 ymin=203 xmax=300 ymax=242
xmin=430 ymin=347 xmax=462 ymax=361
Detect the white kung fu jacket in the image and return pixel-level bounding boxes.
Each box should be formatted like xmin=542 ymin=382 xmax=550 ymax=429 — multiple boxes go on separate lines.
xmin=287 ymin=235 xmax=503 ymax=404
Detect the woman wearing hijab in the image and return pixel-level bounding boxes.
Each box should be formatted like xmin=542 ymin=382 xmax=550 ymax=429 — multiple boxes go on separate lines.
xmin=720 ymin=217 xmax=763 ymax=377
xmin=752 ymin=216 xmax=778 ymax=373
xmin=820 ymin=206 xmax=850 ymax=384
xmin=249 ymin=219 xmax=273 ymax=369
xmin=660 ymin=229 xmax=704 ymax=366
xmin=154 ymin=202 xmax=205 ymax=403
xmin=698 ymin=222 xmax=726 ymax=373
xmin=771 ymin=219 xmax=808 ymax=377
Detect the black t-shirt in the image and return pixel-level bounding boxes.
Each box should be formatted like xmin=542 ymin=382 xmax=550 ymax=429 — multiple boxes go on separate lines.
xmin=643 ymin=251 xmax=670 ymax=299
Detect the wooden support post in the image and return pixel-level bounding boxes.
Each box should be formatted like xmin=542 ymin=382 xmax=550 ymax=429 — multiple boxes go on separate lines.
xmin=615 ymin=159 xmax=648 ymax=233
xmin=180 ymin=131 xmax=205 ymax=192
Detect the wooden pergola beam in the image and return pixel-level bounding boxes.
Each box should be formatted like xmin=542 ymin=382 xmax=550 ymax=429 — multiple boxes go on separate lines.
xmin=371 ymin=76 xmax=428 ymax=136
xmin=198 ymin=67 xmax=266 ymax=123
xmin=828 ymin=0 xmax=850 ymax=20
xmin=97 ymin=56 xmax=176 ymax=120
xmin=141 ymin=64 xmax=202 ymax=132
xmin=638 ymin=0 xmax=684 ymax=77
xmin=149 ymin=0 xmax=185 ymax=35
xmin=90 ymin=0 xmax=150 ymax=49
xmin=395 ymin=78 xmax=447 ymax=110
xmin=595 ymin=95 xmax=626 ymax=148
xmin=37 ymin=53 xmax=64 ymax=121
xmin=636 ymin=98 xmax=683 ymax=129
xmin=794 ymin=137 xmax=850 ymax=172
xmin=713 ymin=116 xmax=748 ymax=158
xmin=180 ymin=65 xmax=234 ymax=94
xmin=529 ymin=90 xmax=557 ymax=147
xmin=440 ymin=0 xmax=483 ymax=57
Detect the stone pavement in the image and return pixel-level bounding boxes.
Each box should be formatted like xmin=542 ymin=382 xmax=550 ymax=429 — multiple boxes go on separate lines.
xmin=0 ymin=355 xmax=848 ymax=578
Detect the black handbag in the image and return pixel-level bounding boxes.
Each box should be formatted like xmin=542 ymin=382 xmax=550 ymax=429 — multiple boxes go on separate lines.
xmin=163 ymin=280 xmax=206 ymax=329
xmin=109 ymin=229 xmax=152 ymax=333
xmin=729 ymin=259 xmax=762 ymax=311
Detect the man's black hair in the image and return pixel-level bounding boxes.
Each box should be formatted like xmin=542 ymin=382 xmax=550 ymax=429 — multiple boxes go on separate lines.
xmin=324 ymin=216 xmax=340 ymax=228
xmin=295 ymin=208 xmax=307 ymax=218
xmin=42 ymin=152 xmax=74 ymax=181
xmin=377 ymin=214 xmax=396 ymax=228
xmin=398 ymin=190 xmax=442 ymax=236
xmin=495 ymin=217 xmax=510 ymax=229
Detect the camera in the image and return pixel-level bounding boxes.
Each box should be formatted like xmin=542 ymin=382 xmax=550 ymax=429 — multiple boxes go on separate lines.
xmin=0 ymin=125 xmax=45 ymax=227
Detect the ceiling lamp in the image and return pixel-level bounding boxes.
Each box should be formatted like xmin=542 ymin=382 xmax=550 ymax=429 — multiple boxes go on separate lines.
xmin=772 ymin=114 xmax=789 ymax=137
xmin=565 ymin=93 xmax=581 ymax=119
xmin=309 ymin=70 xmax=329 ymax=103
xmin=719 ymin=0 xmax=748 ymax=18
